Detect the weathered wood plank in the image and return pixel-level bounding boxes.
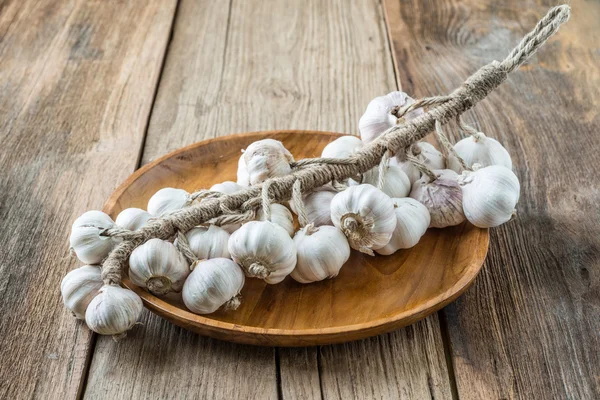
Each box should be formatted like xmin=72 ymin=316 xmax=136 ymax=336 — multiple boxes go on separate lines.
xmin=85 ymin=0 xmax=453 ymax=399
xmin=384 ymin=0 xmax=600 ymax=398
xmin=0 ymin=0 xmax=177 ymax=398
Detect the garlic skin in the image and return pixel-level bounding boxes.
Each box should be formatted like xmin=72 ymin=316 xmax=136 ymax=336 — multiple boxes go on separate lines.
xmin=243 ymin=139 xmax=294 ymax=185
xmin=228 ymin=221 xmax=297 ymax=284
xmin=237 ymin=154 xmax=250 ymax=186
xmin=291 ymin=225 xmax=350 ymax=283
xmin=295 ymin=190 xmax=337 ymax=227
xmin=128 ymin=238 xmax=190 ymax=296
xmin=183 ymin=225 xmax=231 ymax=259
xmin=410 ymin=169 xmax=465 ymax=228
xmin=359 ymin=91 xmax=424 ymax=144
xmin=115 ymin=208 xmax=152 ymax=231
xmin=182 ymin=258 xmax=245 ymax=314
xmin=458 ymin=165 xmax=520 ymax=228
xmin=147 ymin=188 xmax=191 ymax=216
xmin=376 ymin=198 xmax=431 ymax=255
xmin=321 ymin=135 xmax=363 ymax=159
xmin=69 ymin=210 xmax=116 ymax=265
xmin=257 ymin=203 xmax=295 ymax=236
xmin=210 ymin=181 xmax=244 ymax=233
xmin=362 ymin=165 xmax=411 ymax=198
xmin=85 ymin=285 xmax=143 ymax=337
xmin=330 ymin=184 xmax=396 ymax=255
xmin=447 ymin=133 xmax=512 ymax=173
xmin=61 ymin=265 xmax=103 ymax=319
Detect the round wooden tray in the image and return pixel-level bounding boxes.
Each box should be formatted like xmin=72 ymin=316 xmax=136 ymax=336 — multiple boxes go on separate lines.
xmin=104 ymin=130 xmax=489 ymax=346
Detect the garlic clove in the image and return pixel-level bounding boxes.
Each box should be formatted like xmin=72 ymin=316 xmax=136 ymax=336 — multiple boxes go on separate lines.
xmin=61 ymin=265 xmax=103 ymax=319
xmin=409 ymin=169 xmax=465 ymax=228
xmin=128 ymin=238 xmax=190 ymax=296
xmin=182 ymin=258 xmax=245 ymax=314
xmin=359 ymin=91 xmax=424 ymax=144
xmin=321 ymin=135 xmax=363 ymax=159
xmin=85 ymin=285 xmax=143 ymax=338
xmin=228 ymin=220 xmax=297 ymax=284
xmin=458 ymin=165 xmax=520 ymax=228
xmin=330 ymin=184 xmax=396 ymax=255
xmin=291 ymin=225 xmax=350 ymax=283
xmin=257 ymin=203 xmax=295 ymax=236
xmin=447 ymin=132 xmax=512 ymax=173
xmin=69 ymin=210 xmax=116 ymax=265
xmin=210 ymin=181 xmax=245 ymax=232
xmin=237 ymin=154 xmax=250 ymax=186
xmin=147 ymin=188 xmax=191 ymax=216
xmin=115 ymin=208 xmax=152 ymax=231
xmin=362 ymin=165 xmax=411 ymax=198
xmin=182 ymin=225 xmax=231 ymax=260
xmin=243 ymin=139 xmax=294 ymax=185
xmin=376 ymin=198 xmax=431 ymax=255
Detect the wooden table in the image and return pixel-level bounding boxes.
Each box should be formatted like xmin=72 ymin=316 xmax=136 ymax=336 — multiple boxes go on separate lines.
xmin=1 ymin=1 xmax=598 ymax=398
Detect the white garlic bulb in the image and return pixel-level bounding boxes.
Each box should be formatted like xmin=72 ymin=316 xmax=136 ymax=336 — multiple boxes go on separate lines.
xmin=210 ymin=181 xmax=244 ymax=233
xmin=147 ymin=187 xmax=191 ymax=216
xmin=228 ymin=221 xmax=297 ymax=284
xmin=410 ymin=169 xmax=465 ymax=228
xmin=237 ymin=154 xmax=250 ymax=186
xmin=297 ymin=190 xmax=337 ymax=227
xmin=85 ymin=285 xmax=143 ymax=337
xmin=291 ymin=225 xmax=350 ymax=283
xmin=183 ymin=225 xmax=230 ymax=259
xmin=69 ymin=210 xmax=116 ymax=265
xmin=61 ymin=265 xmax=103 ymax=319
xmin=182 ymin=258 xmax=245 ymax=314
xmin=115 ymin=208 xmax=152 ymax=231
xmin=448 ymin=132 xmax=512 ymax=173
xmin=391 ymin=142 xmax=445 ymax=183
xmin=243 ymin=139 xmax=294 ymax=185
xmin=359 ymin=91 xmax=424 ymax=144
xmin=458 ymin=165 xmax=520 ymax=228
xmin=362 ymin=164 xmax=411 ymax=198
xmin=128 ymin=238 xmax=190 ymax=296
xmin=257 ymin=203 xmax=295 ymax=236
xmin=376 ymin=198 xmax=431 ymax=255
xmin=330 ymin=184 xmax=396 ymax=255
xmin=389 ymin=156 xmax=421 ymax=184
xmin=321 ymin=135 xmax=363 ymax=159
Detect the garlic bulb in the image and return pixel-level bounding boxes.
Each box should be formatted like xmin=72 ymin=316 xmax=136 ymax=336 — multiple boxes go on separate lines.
xmin=257 ymin=203 xmax=295 ymax=236
xmin=182 ymin=258 xmax=245 ymax=314
xmin=448 ymin=132 xmax=512 ymax=173
xmin=359 ymin=91 xmax=424 ymax=144
xmin=69 ymin=210 xmax=116 ymax=264
xmin=237 ymin=154 xmax=250 ymax=186
xmin=458 ymin=165 xmax=520 ymax=227
xmin=362 ymin=165 xmax=411 ymax=198
xmin=115 ymin=208 xmax=152 ymax=231
xmin=389 ymin=156 xmax=421 ymax=184
xmin=183 ymin=225 xmax=230 ymax=260
xmin=243 ymin=139 xmax=294 ymax=185
xmin=391 ymin=142 xmax=445 ymax=183
xmin=147 ymin=187 xmax=191 ymax=216
xmin=291 ymin=225 xmax=350 ymax=283
xmin=228 ymin=221 xmax=297 ymax=284
xmin=85 ymin=285 xmax=143 ymax=337
xmin=128 ymin=238 xmax=190 ymax=296
xmin=410 ymin=169 xmax=465 ymax=228
xmin=61 ymin=265 xmax=103 ymax=319
xmin=210 ymin=181 xmax=244 ymax=233
xmin=321 ymin=135 xmax=363 ymax=159
xmin=295 ymin=190 xmax=336 ymax=227
xmin=330 ymin=184 xmax=396 ymax=255
xmin=376 ymin=198 xmax=431 ymax=255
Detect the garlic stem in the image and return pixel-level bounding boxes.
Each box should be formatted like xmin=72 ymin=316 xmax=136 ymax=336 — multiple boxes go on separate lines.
xmin=247 ymin=263 xmax=270 ymax=279
xmin=146 ymin=276 xmax=173 ymax=296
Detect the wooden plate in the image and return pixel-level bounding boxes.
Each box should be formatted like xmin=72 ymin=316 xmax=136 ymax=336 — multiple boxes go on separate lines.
xmin=104 ymin=130 xmax=489 ymax=346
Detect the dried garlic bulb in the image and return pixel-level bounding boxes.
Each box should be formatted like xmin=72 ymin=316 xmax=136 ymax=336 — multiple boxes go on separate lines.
xmin=363 ymin=165 xmax=411 ymax=198
xmin=61 ymin=265 xmax=103 ymax=319
xmin=128 ymin=238 xmax=190 ymax=296
xmin=359 ymin=91 xmax=424 ymax=144
xmin=292 ymin=190 xmax=337 ymax=227
xmin=85 ymin=285 xmax=143 ymax=338
xmin=448 ymin=132 xmax=512 ymax=173
xmin=237 ymin=154 xmax=250 ymax=186
xmin=391 ymin=142 xmax=444 ymax=184
xmin=228 ymin=221 xmax=297 ymax=284
xmin=183 ymin=225 xmax=231 ymax=260
xmin=147 ymin=187 xmax=191 ymax=216
xmin=330 ymin=184 xmax=396 ymax=255
xmin=210 ymin=181 xmax=244 ymax=232
xmin=182 ymin=258 xmax=245 ymax=314
xmin=376 ymin=198 xmax=430 ymax=255
xmin=321 ymin=135 xmax=363 ymax=159
xmin=69 ymin=210 xmax=116 ymax=265
xmin=115 ymin=208 xmax=151 ymax=231
xmin=458 ymin=165 xmax=520 ymax=227
xmin=257 ymin=203 xmax=295 ymax=236
xmin=242 ymin=139 xmax=294 ymax=185
xmin=410 ymin=169 xmax=465 ymax=228
xmin=291 ymin=225 xmax=350 ymax=283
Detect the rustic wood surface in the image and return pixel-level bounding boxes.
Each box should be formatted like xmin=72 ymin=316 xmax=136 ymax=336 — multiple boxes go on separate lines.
xmin=0 ymin=0 xmax=596 ymax=398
